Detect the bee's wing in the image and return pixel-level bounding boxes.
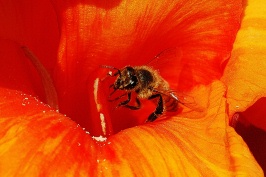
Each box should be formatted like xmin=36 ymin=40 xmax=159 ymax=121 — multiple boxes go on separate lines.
xmin=155 ymin=89 xmax=204 ymax=112
xmin=169 ymin=91 xmax=204 ymax=112
xmin=147 ymin=48 xmax=204 ymax=112
xmin=146 ymin=47 xmax=183 ymax=71
xmin=146 ymin=48 xmax=184 ymax=90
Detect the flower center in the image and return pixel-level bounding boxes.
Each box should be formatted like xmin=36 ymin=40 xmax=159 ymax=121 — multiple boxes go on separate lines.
xmin=86 ymin=67 xmax=154 ymax=138
xmin=22 ymin=47 xmax=151 ymax=138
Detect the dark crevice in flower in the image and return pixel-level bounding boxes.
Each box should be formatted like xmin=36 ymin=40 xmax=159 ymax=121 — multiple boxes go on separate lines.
xmin=21 ymin=46 xmax=59 ymax=112
xmin=232 ymin=97 xmax=266 ymax=174
xmin=235 ymin=119 xmax=266 ymax=174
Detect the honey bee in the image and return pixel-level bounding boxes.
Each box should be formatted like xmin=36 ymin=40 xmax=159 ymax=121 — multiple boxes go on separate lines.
xmin=102 ymin=48 xmax=196 ymax=122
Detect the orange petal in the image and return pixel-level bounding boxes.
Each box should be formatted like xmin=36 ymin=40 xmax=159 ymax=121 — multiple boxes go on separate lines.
xmin=221 ymin=0 xmax=266 ymax=172
xmin=0 ymin=82 xmax=262 ymax=175
xmin=0 ymin=88 xmax=95 ymax=175
xmin=221 ymin=0 xmax=266 ymax=118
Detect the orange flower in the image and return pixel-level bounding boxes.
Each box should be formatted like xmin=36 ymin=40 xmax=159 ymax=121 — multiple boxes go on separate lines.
xmin=0 ymin=0 xmax=264 ymax=176
xmin=221 ymin=0 xmax=266 ymax=172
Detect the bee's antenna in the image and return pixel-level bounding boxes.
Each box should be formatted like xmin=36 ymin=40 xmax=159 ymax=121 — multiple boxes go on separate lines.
xmin=100 ymin=65 xmax=121 ymax=76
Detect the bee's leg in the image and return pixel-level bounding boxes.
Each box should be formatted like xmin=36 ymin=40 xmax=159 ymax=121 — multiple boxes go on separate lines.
xmin=109 ymin=84 xmax=117 ymax=96
xmin=117 ymin=93 xmax=141 ymax=110
xmin=146 ymin=94 xmax=163 ymax=122
xmin=108 ymin=84 xmax=128 ymax=101
xmin=116 ymin=92 xmax=132 ymax=108
xmin=123 ymin=97 xmax=141 ymax=110
xmin=108 ymin=92 xmax=127 ymax=102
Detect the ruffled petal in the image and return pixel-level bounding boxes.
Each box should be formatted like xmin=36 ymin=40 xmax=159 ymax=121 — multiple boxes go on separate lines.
xmin=0 ymin=82 xmax=262 ymax=176
xmin=0 ymin=88 xmax=95 ymax=175
xmin=221 ymin=0 xmax=266 ymax=118
xmin=221 ymin=0 xmax=266 ymax=172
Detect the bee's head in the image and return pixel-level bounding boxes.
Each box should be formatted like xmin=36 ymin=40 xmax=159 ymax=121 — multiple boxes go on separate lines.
xmin=114 ymin=66 xmax=138 ymax=90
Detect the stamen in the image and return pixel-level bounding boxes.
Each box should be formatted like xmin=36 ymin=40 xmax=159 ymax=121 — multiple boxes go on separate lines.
xmin=21 ymin=46 xmax=59 ymax=112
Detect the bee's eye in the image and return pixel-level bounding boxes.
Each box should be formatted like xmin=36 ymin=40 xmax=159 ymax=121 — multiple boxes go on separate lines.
xmin=113 ymin=78 xmax=122 ymax=88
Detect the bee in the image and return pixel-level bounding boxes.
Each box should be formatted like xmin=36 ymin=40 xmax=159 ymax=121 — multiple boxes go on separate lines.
xmin=102 ymin=48 xmax=196 ymax=122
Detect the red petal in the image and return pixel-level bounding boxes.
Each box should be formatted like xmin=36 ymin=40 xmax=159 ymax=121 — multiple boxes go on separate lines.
xmin=0 ymin=0 xmax=59 ymax=71
xmin=0 ymin=0 xmax=60 ymax=102
xmin=52 ymin=0 xmax=242 ymax=132
xmin=0 ymin=41 xmax=45 ymax=100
